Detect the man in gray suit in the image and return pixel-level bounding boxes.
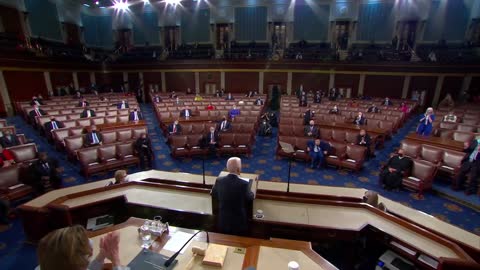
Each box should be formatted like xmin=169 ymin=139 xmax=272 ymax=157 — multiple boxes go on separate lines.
xmin=211 ymin=157 xmax=254 ymax=236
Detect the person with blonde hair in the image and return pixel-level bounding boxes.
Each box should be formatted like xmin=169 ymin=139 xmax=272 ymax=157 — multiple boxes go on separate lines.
xmin=113 ymin=170 xmax=128 ymax=185
xmin=416 ymin=107 xmax=435 ymax=136
xmin=363 ymin=190 xmax=387 ymax=212
xmin=37 ymin=225 xmax=129 ymax=270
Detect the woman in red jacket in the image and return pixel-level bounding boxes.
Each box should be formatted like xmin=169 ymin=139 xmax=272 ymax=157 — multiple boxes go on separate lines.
xmin=0 ymin=145 xmax=14 ymax=167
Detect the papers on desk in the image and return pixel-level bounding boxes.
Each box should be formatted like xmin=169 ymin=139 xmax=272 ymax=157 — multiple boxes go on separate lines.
xmin=128 ymin=250 xmax=177 ymax=270
xmin=163 ymin=231 xmax=194 ymax=254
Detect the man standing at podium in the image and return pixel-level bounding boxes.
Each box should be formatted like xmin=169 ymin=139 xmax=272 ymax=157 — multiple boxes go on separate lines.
xmin=211 ymin=157 xmax=254 ymax=236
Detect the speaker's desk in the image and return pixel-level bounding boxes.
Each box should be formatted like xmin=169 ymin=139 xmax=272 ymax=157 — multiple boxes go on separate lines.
xmin=88 ymin=217 xmax=336 ymax=270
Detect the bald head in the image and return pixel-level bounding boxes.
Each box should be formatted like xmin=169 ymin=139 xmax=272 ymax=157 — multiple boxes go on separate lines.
xmin=226 ymin=157 xmax=242 ymax=175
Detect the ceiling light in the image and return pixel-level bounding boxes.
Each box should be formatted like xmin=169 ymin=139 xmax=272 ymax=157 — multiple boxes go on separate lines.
xmin=165 ymin=0 xmax=182 ymax=5
xmin=83 ymin=3 xmax=90 ymax=7
xmin=114 ymin=0 xmax=129 ymax=10
xmin=95 ymin=1 xmax=99 ymax=5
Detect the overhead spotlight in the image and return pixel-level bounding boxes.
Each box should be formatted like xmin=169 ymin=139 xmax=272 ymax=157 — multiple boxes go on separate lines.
xmin=165 ymin=0 xmax=182 ymax=5
xmin=143 ymin=0 xmax=150 ymax=3
xmin=113 ymin=0 xmax=129 ymax=10
xmin=83 ymin=3 xmax=91 ymax=7
xmin=95 ymin=1 xmax=99 ymax=5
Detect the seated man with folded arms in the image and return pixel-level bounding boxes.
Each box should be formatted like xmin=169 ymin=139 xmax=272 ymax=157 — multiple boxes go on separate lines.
xmin=179 ymin=106 xmax=193 ymax=118
xmin=36 ymin=225 xmax=129 ymax=270
xmin=379 ymin=149 xmax=412 ymax=191
xmin=85 ymin=125 xmax=103 ymax=147
xmin=304 ymin=120 xmax=319 ymax=137
xmin=307 ymin=138 xmax=330 ymax=169
xmin=329 ymin=105 xmax=340 ymax=114
xmin=205 ymin=126 xmax=219 ymax=153
xmin=167 ymin=120 xmax=182 ymax=136
xmin=30 ymin=152 xmax=63 ymax=194
xmin=0 ymin=129 xmax=20 ymax=148
xmin=135 ymin=133 xmax=153 ymax=170
xmin=80 ymin=107 xmax=96 ymax=118
xmin=443 ymin=111 xmax=458 ymax=123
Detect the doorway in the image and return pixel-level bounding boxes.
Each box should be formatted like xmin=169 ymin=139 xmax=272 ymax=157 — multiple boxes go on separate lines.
xmin=271 ymin=22 xmax=286 ymax=50
xmin=334 ymin=21 xmax=350 ymax=50
xmin=204 ymin=83 xmax=217 ymax=94
xmin=397 ymin=21 xmax=418 ymax=50
xmin=216 ymin=24 xmax=230 ymax=50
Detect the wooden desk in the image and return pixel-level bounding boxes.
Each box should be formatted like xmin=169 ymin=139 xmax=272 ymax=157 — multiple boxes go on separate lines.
xmin=317 ymin=121 xmax=387 ymax=137
xmin=88 ymin=217 xmax=337 ymax=270
xmin=95 ymin=120 xmax=147 ymax=132
xmin=405 ymin=133 xmax=464 ymax=151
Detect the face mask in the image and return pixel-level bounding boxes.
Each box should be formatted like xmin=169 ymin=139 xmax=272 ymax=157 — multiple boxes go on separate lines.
xmin=398 ymin=154 xmax=404 ymax=157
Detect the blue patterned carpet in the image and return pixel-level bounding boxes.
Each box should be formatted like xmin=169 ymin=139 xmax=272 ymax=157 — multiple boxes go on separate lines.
xmin=0 ymin=104 xmax=479 ymax=269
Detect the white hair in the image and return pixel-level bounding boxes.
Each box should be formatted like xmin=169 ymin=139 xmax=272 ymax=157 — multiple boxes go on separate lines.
xmin=426 ymin=107 xmax=434 ymax=113
xmin=226 ymin=157 xmax=242 ymax=174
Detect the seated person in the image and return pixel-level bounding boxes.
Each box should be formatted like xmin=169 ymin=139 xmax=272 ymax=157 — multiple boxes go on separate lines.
xmin=454 ymin=136 xmax=480 ymax=195
xmin=438 ymin=93 xmax=455 ymax=108
xmin=0 ymin=130 xmax=20 ymax=148
xmin=313 ymin=91 xmax=322 ymax=103
xmin=169 ymin=91 xmax=177 ymax=99
xmin=29 ymin=105 xmax=47 ymax=119
xmin=218 ymin=116 xmax=232 ymax=132
xmin=329 ymin=105 xmax=340 ymax=114
xmin=179 ymin=106 xmax=193 ymax=118
xmin=194 ymin=94 xmax=203 ymax=101
xmin=80 ymin=107 xmax=96 ymax=118
xmin=443 ymin=111 xmax=458 ymax=122
xmin=367 ymin=104 xmax=380 ymax=113
xmin=0 ymin=145 xmax=15 ymax=168
xmin=85 ymin=125 xmax=103 ymax=146
xmin=214 ymin=90 xmax=222 ymax=97
xmin=128 ymin=107 xmax=144 ymax=121
xmin=112 ymin=170 xmax=128 ymax=185
xmin=206 ymin=103 xmax=216 ymax=110
xmin=37 ymin=225 xmax=129 ymax=270
xmin=399 ymin=102 xmax=409 ymax=113
xmin=225 ymin=93 xmax=235 ymax=100
xmin=303 ymin=109 xmax=314 ymax=125
xmin=380 ymin=149 xmax=412 ymax=191
xmin=153 ymin=94 xmax=162 ymax=103
xmin=304 ymin=120 xmax=319 ymax=137
xmin=77 ymin=98 xmax=89 ymax=107
xmin=382 ymin=97 xmax=393 ymax=106
xmin=363 ymin=190 xmax=387 ymax=211
xmin=356 ymin=129 xmax=373 ymax=158
xmin=44 ymin=116 xmax=65 ymax=133
xmin=30 ymin=96 xmax=44 ymax=106
xmin=168 ymin=120 xmax=182 ymax=135
xmin=348 ymin=100 xmax=359 ymax=108
xmin=186 ymin=88 xmax=193 ymax=95
xmin=175 ymin=96 xmax=183 ymax=105
xmin=254 ymin=98 xmax=264 ymax=106
xmin=245 ymin=91 xmax=254 ymax=97
xmin=353 ymin=112 xmax=366 ymax=125
xmin=299 ymin=95 xmax=307 ymax=107
xmin=135 ymin=133 xmax=153 ymax=170
xmin=30 ymin=152 xmax=63 ymax=194
xmin=117 ymin=99 xmax=129 ymax=109
xmin=307 ymin=138 xmax=330 ymax=169
xmin=205 ymin=126 xmax=219 ymax=152
xmin=229 ymin=105 xmax=241 ymax=119
xmin=258 ymin=117 xmax=272 ymax=137
xmin=416 ymin=107 xmax=435 ymax=136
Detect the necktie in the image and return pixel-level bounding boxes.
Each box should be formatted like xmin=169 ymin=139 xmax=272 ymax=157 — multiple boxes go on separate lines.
xmin=92 ymin=133 xmax=99 ymax=144
xmin=222 ymin=121 xmax=225 ymax=130
xmin=210 ymin=132 xmax=214 ymax=143
xmin=52 ymin=121 xmax=58 ymax=129
xmin=134 ymin=112 xmax=138 ymax=121
xmin=35 ymin=109 xmax=41 ymax=116
xmin=310 ymin=126 xmax=313 ymax=131
xmin=83 ymin=102 xmax=86 ymax=107
xmin=425 ymin=115 xmax=428 ymax=125
xmin=173 ymin=125 xmax=176 ymax=133
xmin=186 ymin=110 xmax=189 ymax=117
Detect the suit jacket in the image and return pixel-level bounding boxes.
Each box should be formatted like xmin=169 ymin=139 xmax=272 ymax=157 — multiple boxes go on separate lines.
xmin=77 ymin=101 xmax=89 ymax=107
xmin=180 ymin=109 xmax=193 ymax=117
xmin=353 ymin=116 xmax=366 ymax=125
xmin=367 ymin=106 xmax=380 ymax=113
xmin=211 ymin=174 xmax=254 ymax=235
xmin=304 ymin=125 xmax=319 ymax=137
xmin=80 ymin=109 xmax=96 ymax=118
xmin=128 ymin=111 xmax=144 ymax=121
xmin=303 ymin=110 xmax=313 ymax=125
xmin=167 ymin=123 xmax=182 ymax=134
xmin=85 ymin=131 xmax=103 ymax=146
xmin=254 ymin=99 xmax=264 ymax=105
xmin=30 ymin=99 xmax=44 ymax=106
xmin=153 ymin=96 xmax=162 ymax=103
xmin=314 ymin=95 xmax=322 ymax=103
xmin=29 ymin=109 xmax=47 ymax=118
xmin=206 ymin=131 xmax=219 ymax=144
xmin=356 ymin=134 xmax=371 ymax=147
xmin=463 ymin=139 xmax=480 ymax=163
xmin=329 ymin=109 xmax=340 ymax=114
xmin=32 ymin=158 xmax=60 ymax=178
xmin=383 ymin=100 xmax=393 ymax=106
xmin=218 ymin=120 xmax=232 ymax=131
xmin=307 ymin=140 xmax=330 ymax=154
xmin=225 ymin=96 xmax=235 ymax=100
xmin=135 ymin=138 xmax=153 ymax=155
xmin=44 ymin=120 xmax=65 ymax=133
xmin=0 ymin=135 xmax=20 ymax=148
xmin=117 ymin=102 xmax=129 ymax=109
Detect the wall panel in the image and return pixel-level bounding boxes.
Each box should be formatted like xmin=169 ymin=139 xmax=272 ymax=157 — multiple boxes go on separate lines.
xmin=0 ymin=5 xmax=23 ymax=35
xmin=4 ymin=71 xmax=47 ymax=102
xmin=95 ymin=72 xmax=124 ymax=90
xmin=165 ymin=72 xmax=195 ymax=92
xmin=409 ymin=76 xmax=437 ymax=107
xmin=234 ymin=7 xmax=267 ymax=41
xmin=225 ymin=72 xmax=259 ymax=93
xmin=199 ymin=72 xmax=221 ymax=93
xmin=143 ymin=72 xmax=162 ymax=90
xmin=264 ymin=72 xmax=287 ymax=93
xmin=334 ymin=74 xmax=359 ymax=97
xmin=50 ymin=72 xmax=73 ymax=88
xmin=77 ymin=72 xmax=91 ymax=89
xmin=292 ymin=73 xmax=329 ymax=92
xmin=440 ymin=76 xmax=463 ymax=101
xmin=470 ymin=76 xmax=480 ymax=96
xmin=364 ymin=75 xmax=404 ymax=98
xmin=293 ymin=4 xmax=329 ymax=41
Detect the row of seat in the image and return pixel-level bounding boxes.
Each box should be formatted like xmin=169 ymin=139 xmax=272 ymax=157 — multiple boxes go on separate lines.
xmin=62 ymin=126 xmax=147 ymax=161
xmin=163 ymin=122 xmax=256 ymax=137
xmin=0 ymin=165 xmax=33 ymax=202
xmin=434 ymin=130 xmax=477 ymax=143
xmin=37 ymin=114 xmax=138 ymax=130
xmin=78 ymin=142 xmax=139 ymax=178
xmin=433 ymin=122 xmax=480 ymax=133
xmin=156 ymin=105 xmax=262 ymax=112
xmin=169 ymin=133 xmax=253 ymax=158
xmin=0 ymin=119 xmax=6 ymax=127
xmin=276 ymin=136 xmax=367 ymax=172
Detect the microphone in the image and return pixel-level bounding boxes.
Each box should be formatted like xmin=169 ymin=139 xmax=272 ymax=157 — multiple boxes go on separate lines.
xmin=163 ymin=230 xmax=209 ymax=267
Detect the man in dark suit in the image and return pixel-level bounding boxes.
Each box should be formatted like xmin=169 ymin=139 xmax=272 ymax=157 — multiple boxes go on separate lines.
xmin=117 ymin=99 xmax=129 ymax=109
xmin=225 ymin=93 xmax=234 ymax=100
xmin=44 ymin=116 xmax=65 ymax=133
xmin=211 ymin=157 xmax=254 ymax=236
xmin=84 ymin=125 xmax=103 ymax=147
xmin=135 ymin=133 xmax=153 ymax=170
xmin=314 ymin=91 xmax=322 ymax=103
xmin=254 ymin=98 xmax=264 ymax=106
xmin=355 ymin=129 xmax=373 ymax=158
xmin=77 ymin=98 xmax=89 ymax=107
xmin=299 ymin=94 xmax=307 ymax=107
xmin=353 ymin=112 xmax=366 ymax=125
xmin=179 ymin=106 xmax=193 ymax=118
xmin=380 ymin=149 xmax=412 ymax=191
xmin=383 ymin=97 xmax=393 ymax=106
xmin=454 ymin=137 xmax=480 ymax=195
xmin=128 ymin=108 xmax=144 ymax=121
xmin=152 ymin=95 xmax=162 ymax=103
xmin=367 ymin=104 xmax=380 ymax=113
xmin=167 ymin=120 xmax=182 ymax=135
xmin=0 ymin=130 xmax=20 ymax=148
xmin=80 ymin=107 xmax=96 ymax=118
xmin=205 ymin=126 xmax=219 ymax=152
xmin=218 ymin=116 xmax=232 ymax=132
xmin=329 ymin=105 xmax=340 ymax=114
xmin=307 ymin=138 xmax=330 ymax=169
xmin=304 ymin=120 xmax=319 ymax=137
xmin=30 ymin=96 xmax=44 ymax=106
xmin=30 ymin=152 xmax=63 ymax=194
xmin=28 ymin=105 xmax=47 ymax=126
xmin=303 ymin=109 xmax=314 ymax=125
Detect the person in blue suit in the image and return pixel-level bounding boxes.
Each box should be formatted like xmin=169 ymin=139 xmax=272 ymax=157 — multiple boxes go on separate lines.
xmin=416 ymin=107 xmax=435 ymax=136
xmin=307 ymin=138 xmax=330 ymax=169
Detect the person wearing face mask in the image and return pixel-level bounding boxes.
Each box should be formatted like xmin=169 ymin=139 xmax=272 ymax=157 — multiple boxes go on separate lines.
xmin=44 ymin=116 xmax=65 ymax=133
xmin=0 ymin=129 xmax=20 ymax=148
xmin=205 ymin=126 xmax=219 ymax=153
xmin=356 ymin=129 xmax=373 ymax=158
xmin=453 ymin=136 xmax=480 ymax=195
xmin=30 ymin=152 xmax=63 ymax=194
xmin=36 ymin=225 xmax=129 ymax=270
xmin=128 ymin=107 xmax=143 ymax=122
xmin=416 ymin=107 xmax=435 ymax=136
xmin=329 ymin=105 xmax=340 ymax=114
xmin=85 ymin=125 xmax=103 ymax=147
xmin=379 ymin=149 xmax=412 ymax=191
xmin=307 ymin=138 xmax=330 ymax=169
xmin=353 ymin=112 xmax=366 ymax=125
xmin=135 ymin=133 xmax=153 ymax=170
xmin=116 ymin=99 xmax=129 ymax=109
xmin=304 ymin=120 xmax=319 ymax=137
xmin=218 ymin=116 xmax=232 ymax=132
xmin=303 ymin=108 xmax=314 ymax=125
xmin=167 ymin=119 xmax=182 ymax=136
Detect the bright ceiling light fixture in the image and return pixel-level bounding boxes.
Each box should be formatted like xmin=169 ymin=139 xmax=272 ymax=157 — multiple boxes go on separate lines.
xmin=164 ymin=0 xmax=182 ymax=6
xmin=113 ymin=0 xmax=129 ymax=11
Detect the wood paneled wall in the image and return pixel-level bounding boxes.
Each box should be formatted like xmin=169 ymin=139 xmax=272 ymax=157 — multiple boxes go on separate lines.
xmin=198 ymin=72 xmax=221 ymax=92
xmin=292 ymin=73 xmax=329 ymax=92
xmin=364 ymin=75 xmax=404 ymax=99
xmin=225 ymin=72 xmax=259 ymax=92
xmin=77 ymin=72 xmax=91 ymax=89
xmin=335 ymin=74 xmax=360 ymax=97
xmin=165 ymin=72 xmax=195 ymax=92
xmin=50 ymin=72 xmax=73 ymax=88
xmin=4 ymin=71 xmax=48 ymax=102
